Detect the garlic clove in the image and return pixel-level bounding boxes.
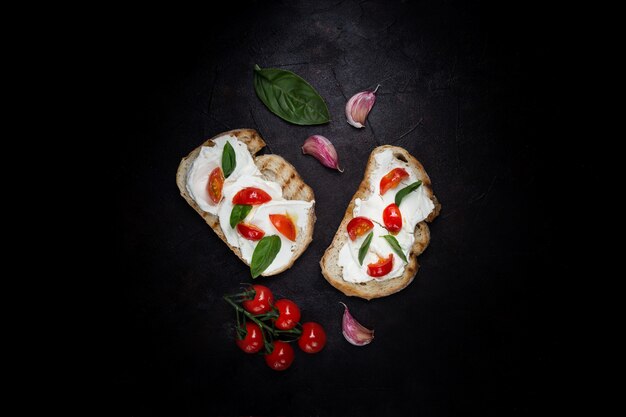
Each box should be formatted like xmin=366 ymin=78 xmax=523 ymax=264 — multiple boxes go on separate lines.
xmin=345 ymin=85 xmax=379 ymax=128
xmin=302 ymin=135 xmax=344 ymax=172
xmin=340 ymin=302 xmax=374 ymax=346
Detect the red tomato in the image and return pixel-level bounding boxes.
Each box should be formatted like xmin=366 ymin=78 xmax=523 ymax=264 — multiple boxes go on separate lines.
xmin=206 ymin=167 xmax=224 ymax=204
xmin=298 ymin=322 xmax=327 ymax=354
xmin=269 ymin=214 xmax=296 ymax=241
xmin=273 ymin=299 xmax=301 ymax=330
xmin=232 ymin=187 xmax=272 ymax=205
xmin=236 ymin=223 xmax=265 ymax=241
xmin=382 ymin=203 xmax=402 ymax=234
xmin=264 ymin=340 xmax=294 ymax=371
xmin=380 ymin=168 xmax=409 ymax=195
xmin=367 ymin=254 xmax=394 ymax=277
xmin=242 ymin=285 xmax=274 ymax=314
xmin=346 ymin=217 xmax=374 ymax=241
xmin=235 ymin=322 xmax=264 ymax=354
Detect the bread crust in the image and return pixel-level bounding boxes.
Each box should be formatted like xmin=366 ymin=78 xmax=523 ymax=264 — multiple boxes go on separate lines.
xmin=176 ymin=129 xmax=316 ymax=276
xmin=320 ymin=145 xmax=440 ymax=299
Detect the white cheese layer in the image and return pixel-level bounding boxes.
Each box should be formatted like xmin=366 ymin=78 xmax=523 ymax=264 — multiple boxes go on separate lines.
xmin=338 ymin=149 xmax=434 ymax=283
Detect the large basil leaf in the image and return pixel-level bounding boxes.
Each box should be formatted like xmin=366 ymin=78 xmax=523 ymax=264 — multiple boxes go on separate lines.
xmin=358 ymin=232 xmax=374 ymax=266
xmin=395 ymin=180 xmax=422 ymax=206
xmin=229 ymin=204 xmax=252 ymax=228
xmin=253 ymin=64 xmax=330 ymax=125
xmin=250 ymin=235 xmax=281 ymax=278
xmin=381 ymin=235 xmax=408 ymax=263
xmin=222 ymin=141 xmax=236 ymax=178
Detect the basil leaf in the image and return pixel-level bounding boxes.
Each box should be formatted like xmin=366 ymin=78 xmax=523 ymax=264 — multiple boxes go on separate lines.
xmin=253 ymin=64 xmax=330 ymax=125
xmin=222 ymin=141 xmax=236 ymax=178
xmin=250 ymin=235 xmax=281 ymax=278
xmin=358 ymin=232 xmax=374 ymax=266
xmin=395 ymin=180 xmax=422 ymax=206
xmin=229 ymin=204 xmax=252 ymax=228
xmin=381 ymin=235 xmax=408 ymax=263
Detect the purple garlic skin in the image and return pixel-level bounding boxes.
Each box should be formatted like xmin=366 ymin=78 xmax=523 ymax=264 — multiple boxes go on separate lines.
xmin=340 ymin=302 xmax=374 ymax=346
xmin=345 ymin=85 xmax=379 ymax=128
xmin=302 ymin=135 xmax=343 ymax=172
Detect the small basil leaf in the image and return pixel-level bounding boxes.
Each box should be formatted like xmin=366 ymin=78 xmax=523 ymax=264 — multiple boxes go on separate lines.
xmin=253 ymin=64 xmax=330 ymax=125
xmin=358 ymin=232 xmax=374 ymax=266
xmin=229 ymin=204 xmax=252 ymax=228
xmin=250 ymin=235 xmax=282 ymax=278
xmin=381 ymin=235 xmax=408 ymax=263
xmin=222 ymin=141 xmax=236 ymax=178
xmin=395 ymin=180 xmax=422 ymax=206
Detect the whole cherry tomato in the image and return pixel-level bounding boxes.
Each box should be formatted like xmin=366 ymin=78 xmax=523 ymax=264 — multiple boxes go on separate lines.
xmin=264 ymin=340 xmax=294 ymax=371
xmin=242 ymin=285 xmax=274 ymax=314
xmin=367 ymin=254 xmax=394 ymax=277
xmin=382 ymin=203 xmax=402 ymax=234
xmin=273 ymin=299 xmax=301 ymax=330
xmin=269 ymin=214 xmax=296 ymax=241
xmin=232 ymin=187 xmax=272 ymax=205
xmin=235 ymin=322 xmax=263 ymax=354
xmin=236 ymin=223 xmax=265 ymax=241
xmin=298 ymin=322 xmax=327 ymax=354
xmin=207 ymin=167 xmax=224 ymax=204
xmin=346 ymin=216 xmax=374 ymax=241
xmin=380 ymin=168 xmax=409 ymax=195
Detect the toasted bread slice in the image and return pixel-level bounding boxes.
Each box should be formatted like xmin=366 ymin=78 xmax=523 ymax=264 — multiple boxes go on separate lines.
xmin=176 ymin=129 xmax=316 ymax=276
xmin=320 ymin=145 xmax=440 ymax=299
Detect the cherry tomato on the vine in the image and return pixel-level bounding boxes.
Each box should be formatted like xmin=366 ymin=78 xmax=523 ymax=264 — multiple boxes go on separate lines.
xmin=382 ymin=203 xmax=402 ymax=234
xmin=235 ymin=322 xmax=264 ymax=354
xmin=273 ymin=299 xmax=301 ymax=330
xmin=380 ymin=168 xmax=409 ymax=195
xmin=346 ymin=216 xmax=374 ymax=241
xmin=298 ymin=322 xmax=327 ymax=354
xmin=242 ymin=285 xmax=274 ymax=314
xmin=236 ymin=223 xmax=265 ymax=241
xmin=367 ymin=254 xmax=394 ymax=277
xmin=207 ymin=167 xmax=224 ymax=204
xmin=264 ymin=340 xmax=294 ymax=371
xmin=232 ymin=187 xmax=272 ymax=205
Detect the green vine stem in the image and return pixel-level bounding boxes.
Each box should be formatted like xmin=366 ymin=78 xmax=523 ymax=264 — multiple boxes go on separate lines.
xmin=223 ymin=295 xmax=302 ymax=338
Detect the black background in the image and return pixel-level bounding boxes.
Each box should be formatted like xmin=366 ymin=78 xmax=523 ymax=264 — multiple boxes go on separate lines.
xmin=112 ymin=1 xmax=581 ymax=415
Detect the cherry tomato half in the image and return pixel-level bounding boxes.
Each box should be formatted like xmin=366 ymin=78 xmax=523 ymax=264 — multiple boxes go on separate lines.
xmin=235 ymin=322 xmax=264 ymax=354
xmin=367 ymin=254 xmax=394 ymax=278
xmin=380 ymin=168 xmax=409 ymax=195
xmin=269 ymin=214 xmax=296 ymax=241
xmin=273 ymin=299 xmax=301 ymax=330
xmin=298 ymin=322 xmax=327 ymax=354
xmin=232 ymin=187 xmax=272 ymax=205
xmin=346 ymin=216 xmax=374 ymax=241
xmin=382 ymin=203 xmax=402 ymax=234
xmin=265 ymin=340 xmax=295 ymax=371
xmin=242 ymin=285 xmax=274 ymax=314
xmin=236 ymin=223 xmax=265 ymax=241
xmin=207 ymin=167 xmax=224 ymax=204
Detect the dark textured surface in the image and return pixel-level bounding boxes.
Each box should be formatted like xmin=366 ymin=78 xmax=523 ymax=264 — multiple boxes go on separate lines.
xmin=112 ymin=1 xmax=576 ymax=415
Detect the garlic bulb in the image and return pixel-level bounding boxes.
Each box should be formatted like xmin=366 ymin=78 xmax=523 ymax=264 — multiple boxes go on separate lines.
xmin=345 ymin=85 xmax=379 ymax=128
xmin=302 ymin=135 xmax=343 ymax=172
xmin=340 ymin=302 xmax=374 ymax=346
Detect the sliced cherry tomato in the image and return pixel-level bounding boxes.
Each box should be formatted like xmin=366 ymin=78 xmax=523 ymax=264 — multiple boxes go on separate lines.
xmin=232 ymin=187 xmax=272 ymax=205
xmin=264 ymin=340 xmax=294 ymax=371
xmin=207 ymin=167 xmax=224 ymax=204
xmin=269 ymin=214 xmax=296 ymax=241
xmin=346 ymin=216 xmax=374 ymax=241
xmin=273 ymin=299 xmax=301 ymax=330
xmin=235 ymin=322 xmax=263 ymax=354
xmin=298 ymin=322 xmax=327 ymax=354
xmin=236 ymin=223 xmax=265 ymax=241
xmin=367 ymin=254 xmax=394 ymax=278
xmin=380 ymin=168 xmax=409 ymax=195
xmin=242 ymin=285 xmax=274 ymax=314
xmin=382 ymin=203 xmax=402 ymax=234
